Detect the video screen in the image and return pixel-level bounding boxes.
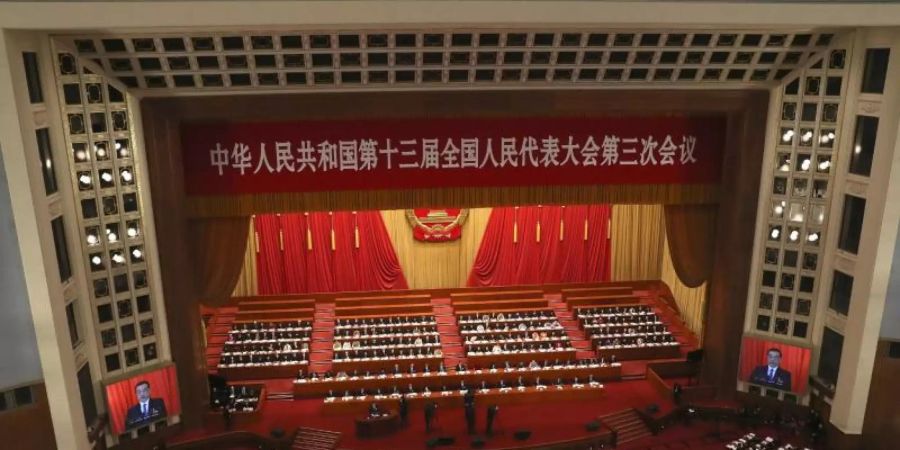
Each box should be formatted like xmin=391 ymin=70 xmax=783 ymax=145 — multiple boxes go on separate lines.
xmin=739 ymin=336 xmax=811 ymax=393
xmin=105 ymin=365 xmax=181 ymax=434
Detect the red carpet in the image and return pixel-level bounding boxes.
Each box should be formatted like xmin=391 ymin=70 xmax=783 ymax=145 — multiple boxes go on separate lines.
xmin=546 ymin=294 xmax=596 ymax=359
xmin=309 ymin=302 xmax=336 ymax=375
xmin=172 ymin=379 xmax=677 ymax=450
xmin=432 ymin=297 xmax=467 ymax=370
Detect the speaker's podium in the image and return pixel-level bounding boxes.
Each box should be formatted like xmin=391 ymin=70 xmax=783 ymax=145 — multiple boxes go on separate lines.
xmin=355 ymin=411 xmax=400 ymax=438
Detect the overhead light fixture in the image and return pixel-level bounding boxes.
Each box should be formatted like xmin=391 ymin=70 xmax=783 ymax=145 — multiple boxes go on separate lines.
xmin=95 ymin=145 xmax=107 ymax=158
xmin=86 ymin=234 xmax=98 ymax=245
xmin=111 ymin=253 xmax=125 ymax=264
xmin=121 ymin=170 xmax=133 ymax=183
xmin=91 ymin=255 xmax=102 ymax=266
xmin=774 ymin=205 xmax=784 ymax=215
xmin=789 ymin=230 xmax=800 ymax=241
xmin=801 ymin=131 xmax=813 ymax=142
xmin=818 ymin=160 xmax=831 ymax=171
xmin=770 ymin=228 xmax=781 ymax=239
xmin=131 ymin=248 xmax=143 ymax=259
xmin=127 ymin=226 xmax=138 ymax=238
xmin=100 ymin=172 xmax=113 ymax=183
xmin=78 ymin=174 xmax=91 ymax=186
xmin=854 ymin=145 xmax=862 ymax=154
xmin=808 ymin=232 xmax=820 ymax=243
xmin=781 ymin=130 xmax=794 ymax=142
xmin=800 ymin=158 xmax=811 ymax=171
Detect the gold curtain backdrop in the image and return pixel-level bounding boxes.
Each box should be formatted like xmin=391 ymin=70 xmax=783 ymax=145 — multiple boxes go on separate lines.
xmin=232 ymin=218 xmax=258 ymax=297
xmin=381 ymin=209 xmax=492 ymax=290
xmin=661 ymin=232 xmax=708 ymax=342
xmin=609 ymin=204 xmax=665 ymax=281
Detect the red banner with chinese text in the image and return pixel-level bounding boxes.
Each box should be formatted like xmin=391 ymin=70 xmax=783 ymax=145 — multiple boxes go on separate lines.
xmin=181 ymin=116 xmax=725 ymax=196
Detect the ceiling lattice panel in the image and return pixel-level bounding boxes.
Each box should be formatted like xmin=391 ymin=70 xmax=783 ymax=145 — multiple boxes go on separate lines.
xmin=58 ymin=29 xmax=839 ymax=93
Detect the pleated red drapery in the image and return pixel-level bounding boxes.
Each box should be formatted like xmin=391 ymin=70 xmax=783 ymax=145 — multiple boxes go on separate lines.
xmin=255 ymin=211 xmax=408 ymax=294
xmin=468 ymin=205 xmax=612 ymax=287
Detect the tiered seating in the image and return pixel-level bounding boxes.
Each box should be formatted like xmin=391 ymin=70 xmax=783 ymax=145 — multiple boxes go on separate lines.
xmin=459 ymin=309 xmax=576 ymax=366
xmin=725 ymin=433 xmax=810 ymax=450
xmin=233 ymin=297 xmax=316 ymax=321
xmin=576 ymin=304 xmax=681 ymax=360
xmin=330 ymin=315 xmax=443 ymax=373
xmin=294 ymin=358 xmax=622 ymax=399
xmin=333 ymin=293 xmax=433 ymax=317
xmin=217 ymin=320 xmax=312 ymax=379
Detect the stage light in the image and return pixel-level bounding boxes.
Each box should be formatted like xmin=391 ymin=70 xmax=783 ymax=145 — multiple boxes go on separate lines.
xmin=854 ymin=144 xmax=862 ymax=154
xmin=107 ymin=232 xmax=118 ymax=243
xmin=120 ymin=169 xmax=133 ymax=183
xmin=789 ymin=230 xmax=800 ymax=241
xmin=111 ymin=253 xmax=125 ymax=264
xmin=127 ymin=226 xmax=138 ymax=238
xmin=818 ymin=160 xmax=831 ymax=171
xmin=75 ymin=149 xmax=88 ymax=161
xmin=44 ymin=158 xmax=52 ymax=170
xmin=774 ymin=205 xmax=784 ymax=215
xmin=95 ymin=144 xmax=107 ymax=158
xmin=800 ymin=158 xmax=811 ymax=171
xmin=91 ymin=255 xmax=102 ymax=266
xmin=801 ymin=131 xmax=813 ymax=142
xmin=86 ymin=234 xmax=98 ymax=245
xmin=828 ymin=132 xmax=835 ymax=139
xmin=131 ymin=248 xmax=143 ymax=259
xmin=100 ymin=172 xmax=113 ymax=183
xmin=770 ymin=228 xmax=780 ymax=239
xmin=781 ymin=130 xmax=794 ymax=142
xmin=807 ymin=232 xmax=819 ymax=243
xmin=79 ymin=174 xmax=92 ymax=186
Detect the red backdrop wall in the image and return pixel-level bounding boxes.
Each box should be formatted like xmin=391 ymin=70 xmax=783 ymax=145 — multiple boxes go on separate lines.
xmin=739 ymin=336 xmax=811 ymax=393
xmin=468 ymin=205 xmax=611 ymax=286
xmin=256 ymin=211 xmax=408 ymax=294
xmin=106 ymin=365 xmax=181 ymax=435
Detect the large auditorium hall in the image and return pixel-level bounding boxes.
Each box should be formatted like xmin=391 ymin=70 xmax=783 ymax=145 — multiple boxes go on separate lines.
xmin=2 ymin=2 xmax=900 ymax=450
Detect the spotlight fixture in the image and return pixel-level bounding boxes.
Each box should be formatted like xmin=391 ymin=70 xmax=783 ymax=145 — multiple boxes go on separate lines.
xmin=78 ymin=174 xmax=92 ymax=186
xmin=126 ymin=226 xmax=138 ymax=238
xmin=131 ymin=248 xmax=143 ymax=259
xmin=95 ymin=145 xmax=107 ymax=158
xmin=111 ymin=253 xmax=125 ymax=264
xmin=100 ymin=172 xmax=113 ymax=183
xmin=121 ymin=169 xmax=133 ymax=183
xmin=770 ymin=228 xmax=781 ymax=239
xmin=781 ymin=130 xmax=794 ymax=142
xmin=818 ymin=160 xmax=831 ymax=171
xmin=800 ymin=158 xmax=811 ymax=171
xmin=86 ymin=234 xmax=98 ymax=245
xmin=91 ymin=255 xmax=102 ymax=266
xmin=789 ymin=230 xmax=800 ymax=241
xmin=808 ymin=232 xmax=820 ymax=242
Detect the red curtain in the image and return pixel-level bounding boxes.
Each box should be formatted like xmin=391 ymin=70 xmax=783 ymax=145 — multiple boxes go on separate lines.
xmin=106 ymin=366 xmax=181 ymax=435
xmin=739 ymin=336 xmax=810 ymax=393
xmin=255 ymin=211 xmax=408 ymax=294
xmin=255 ymin=214 xmax=285 ymax=295
xmin=468 ymin=205 xmax=611 ymax=286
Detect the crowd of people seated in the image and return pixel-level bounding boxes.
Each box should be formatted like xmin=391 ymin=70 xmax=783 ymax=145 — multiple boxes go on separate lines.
xmin=225 ymin=385 xmax=262 ymax=412
xmin=335 ymin=315 xmax=436 ymax=330
xmin=296 ymin=358 xmax=618 ymax=385
xmin=458 ymin=310 xmax=556 ymax=325
xmin=458 ymin=310 xmax=573 ymax=356
xmin=725 ymin=433 xmax=810 ymax=450
xmin=218 ymin=320 xmax=311 ymax=368
xmin=574 ymin=305 xmax=677 ymax=350
xmin=331 ymin=315 xmax=444 ymax=362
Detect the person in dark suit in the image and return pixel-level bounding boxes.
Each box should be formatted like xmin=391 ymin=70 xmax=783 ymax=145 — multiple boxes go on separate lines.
xmin=465 ymin=402 xmax=476 ymax=435
xmin=485 ymin=404 xmax=499 ymax=436
xmin=749 ymin=348 xmax=793 ymax=391
xmin=398 ymin=395 xmax=408 ymax=424
xmin=125 ymin=381 xmax=167 ymax=429
xmin=368 ymin=402 xmax=380 ymax=417
xmin=424 ymin=401 xmax=437 ymax=433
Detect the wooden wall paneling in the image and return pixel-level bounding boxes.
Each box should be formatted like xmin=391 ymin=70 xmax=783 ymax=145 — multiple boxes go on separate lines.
xmin=0 ymin=384 xmax=55 ymax=450
xmin=860 ymin=340 xmax=900 ymax=450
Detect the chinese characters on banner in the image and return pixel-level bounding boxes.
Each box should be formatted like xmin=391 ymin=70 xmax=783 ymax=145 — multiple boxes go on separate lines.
xmin=181 ymin=117 xmax=725 ymax=196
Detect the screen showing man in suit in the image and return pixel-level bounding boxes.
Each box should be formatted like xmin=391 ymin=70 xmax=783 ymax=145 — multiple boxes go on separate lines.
xmin=748 ymin=348 xmax=792 ymax=391
xmin=124 ymin=381 xmax=168 ymax=429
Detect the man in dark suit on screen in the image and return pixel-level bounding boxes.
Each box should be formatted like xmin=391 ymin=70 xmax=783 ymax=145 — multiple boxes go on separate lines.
xmin=749 ymin=348 xmax=792 ymax=391
xmin=125 ymin=381 xmax=167 ymax=429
